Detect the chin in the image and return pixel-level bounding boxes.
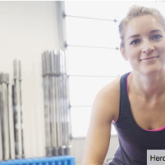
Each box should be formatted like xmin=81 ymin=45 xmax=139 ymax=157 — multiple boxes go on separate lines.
xmin=134 ymin=66 xmax=164 ymax=76
xmin=141 ymin=68 xmax=163 ymax=76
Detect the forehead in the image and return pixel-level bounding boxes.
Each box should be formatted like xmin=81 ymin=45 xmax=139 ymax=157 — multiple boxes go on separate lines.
xmin=124 ymin=15 xmax=164 ymax=39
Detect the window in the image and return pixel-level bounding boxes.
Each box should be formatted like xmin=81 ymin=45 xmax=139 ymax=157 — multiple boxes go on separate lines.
xmin=64 ymin=1 xmax=163 ymax=138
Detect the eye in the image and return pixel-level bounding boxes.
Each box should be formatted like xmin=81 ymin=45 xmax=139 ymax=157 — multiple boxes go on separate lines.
xmin=152 ymin=34 xmax=162 ymax=40
xmin=130 ymin=39 xmax=140 ymax=45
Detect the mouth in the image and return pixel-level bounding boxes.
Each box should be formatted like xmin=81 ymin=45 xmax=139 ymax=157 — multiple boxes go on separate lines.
xmin=140 ymin=55 xmax=159 ymax=61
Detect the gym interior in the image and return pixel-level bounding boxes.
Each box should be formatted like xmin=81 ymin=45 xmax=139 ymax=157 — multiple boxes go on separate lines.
xmin=0 ymin=1 xmax=164 ymax=165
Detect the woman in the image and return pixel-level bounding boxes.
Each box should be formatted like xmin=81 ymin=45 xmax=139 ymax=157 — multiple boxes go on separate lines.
xmin=82 ymin=5 xmax=165 ymax=165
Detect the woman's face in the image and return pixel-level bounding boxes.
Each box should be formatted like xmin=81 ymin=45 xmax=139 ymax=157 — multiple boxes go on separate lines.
xmin=121 ymin=15 xmax=165 ymax=76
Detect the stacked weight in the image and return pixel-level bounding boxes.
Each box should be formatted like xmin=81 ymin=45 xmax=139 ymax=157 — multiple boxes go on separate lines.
xmin=42 ymin=50 xmax=71 ymax=157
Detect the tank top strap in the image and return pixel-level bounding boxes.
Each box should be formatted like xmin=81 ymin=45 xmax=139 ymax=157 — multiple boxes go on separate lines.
xmin=115 ymin=72 xmax=131 ymax=125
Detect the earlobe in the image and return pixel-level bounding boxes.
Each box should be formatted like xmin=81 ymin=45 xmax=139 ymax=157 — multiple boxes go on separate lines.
xmin=120 ymin=47 xmax=128 ymax=61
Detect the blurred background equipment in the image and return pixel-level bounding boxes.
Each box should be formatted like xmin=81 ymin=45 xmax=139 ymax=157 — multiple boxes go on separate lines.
xmin=0 ymin=73 xmax=10 ymax=160
xmin=42 ymin=50 xmax=71 ymax=156
xmin=0 ymin=57 xmax=75 ymax=165
xmin=0 ymin=59 xmax=24 ymax=161
xmin=12 ymin=60 xmax=24 ymax=159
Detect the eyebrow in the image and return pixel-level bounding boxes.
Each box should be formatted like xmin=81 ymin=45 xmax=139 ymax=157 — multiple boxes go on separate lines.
xmin=127 ymin=34 xmax=140 ymax=40
xmin=150 ymin=29 xmax=162 ymax=33
xmin=127 ymin=29 xmax=162 ymax=41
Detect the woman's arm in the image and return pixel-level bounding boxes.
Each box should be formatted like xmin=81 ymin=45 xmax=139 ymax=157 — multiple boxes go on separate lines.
xmin=82 ymin=78 xmax=120 ymax=165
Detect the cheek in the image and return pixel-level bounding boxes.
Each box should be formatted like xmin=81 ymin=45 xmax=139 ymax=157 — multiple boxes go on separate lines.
xmin=155 ymin=41 xmax=165 ymax=63
xmin=127 ymin=48 xmax=140 ymax=61
xmin=159 ymin=44 xmax=165 ymax=55
xmin=157 ymin=41 xmax=165 ymax=60
xmin=127 ymin=53 xmax=139 ymax=68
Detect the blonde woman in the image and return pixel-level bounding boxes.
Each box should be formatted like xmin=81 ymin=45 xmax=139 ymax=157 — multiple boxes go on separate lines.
xmin=82 ymin=5 xmax=165 ymax=165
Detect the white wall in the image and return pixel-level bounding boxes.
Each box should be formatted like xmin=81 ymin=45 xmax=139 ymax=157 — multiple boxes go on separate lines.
xmin=0 ymin=1 xmax=119 ymax=164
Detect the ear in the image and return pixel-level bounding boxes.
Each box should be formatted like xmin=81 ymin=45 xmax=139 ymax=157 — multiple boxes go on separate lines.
xmin=120 ymin=47 xmax=128 ymax=61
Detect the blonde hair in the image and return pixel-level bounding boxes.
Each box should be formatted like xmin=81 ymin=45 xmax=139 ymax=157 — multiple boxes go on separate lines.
xmin=119 ymin=5 xmax=165 ymax=47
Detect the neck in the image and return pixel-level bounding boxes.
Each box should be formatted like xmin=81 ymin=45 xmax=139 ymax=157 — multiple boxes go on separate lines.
xmin=130 ymin=70 xmax=165 ymax=101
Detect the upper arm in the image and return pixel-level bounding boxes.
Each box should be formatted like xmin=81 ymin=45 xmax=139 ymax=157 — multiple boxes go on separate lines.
xmin=82 ymin=77 xmax=120 ymax=165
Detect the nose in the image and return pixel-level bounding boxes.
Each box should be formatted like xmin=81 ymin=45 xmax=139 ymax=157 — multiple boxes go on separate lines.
xmin=141 ymin=39 xmax=154 ymax=55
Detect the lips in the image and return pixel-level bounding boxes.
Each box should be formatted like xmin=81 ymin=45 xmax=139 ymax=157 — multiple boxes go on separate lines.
xmin=140 ymin=55 xmax=159 ymax=61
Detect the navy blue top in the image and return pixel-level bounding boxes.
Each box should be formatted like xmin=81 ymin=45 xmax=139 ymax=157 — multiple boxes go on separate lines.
xmin=109 ymin=72 xmax=165 ymax=165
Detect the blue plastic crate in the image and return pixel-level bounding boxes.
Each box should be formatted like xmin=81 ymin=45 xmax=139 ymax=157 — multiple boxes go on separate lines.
xmin=0 ymin=156 xmax=75 ymax=165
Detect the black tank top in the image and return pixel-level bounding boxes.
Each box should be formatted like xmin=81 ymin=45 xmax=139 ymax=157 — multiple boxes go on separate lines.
xmin=109 ymin=72 xmax=165 ymax=165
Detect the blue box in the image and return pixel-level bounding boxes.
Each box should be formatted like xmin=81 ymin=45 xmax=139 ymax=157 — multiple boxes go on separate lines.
xmin=0 ymin=156 xmax=75 ymax=165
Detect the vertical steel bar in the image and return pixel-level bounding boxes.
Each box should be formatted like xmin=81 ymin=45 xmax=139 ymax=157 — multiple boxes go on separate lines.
xmin=19 ymin=61 xmax=24 ymax=158
xmin=42 ymin=52 xmax=52 ymax=156
xmin=12 ymin=81 xmax=17 ymax=157
xmin=58 ymin=51 xmax=64 ymax=155
xmin=55 ymin=52 xmax=62 ymax=155
xmin=1 ymin=73 xmax=10 ymax=160
xmin=55 ymin=52 xmax=59 ymax=149
xmin=60 ymin=50 xmax=67 ymax=155
xmin=42 ymin=52 xmax=48 ymax=156
xmin=4 ymin=74 xmax=10 ymax=160
xmin=50 ymin=51 xmax=58 ymax=156
xmin=58 ymin=51 xmax=67 ymax=154
xmin=7 ymin=73 xmax=15 ymax=160
xmin=62 ymin=51 xmax=67 ymax=147
xmin=13 ymin=60 xmax=22 ymax=159
xmin=54 ymin=51 xmax=60 ymax=155
xmin=64 ymin=52 xmax=71 ymax=155
xmin=48 ymin=51 xmax=53 ymax=156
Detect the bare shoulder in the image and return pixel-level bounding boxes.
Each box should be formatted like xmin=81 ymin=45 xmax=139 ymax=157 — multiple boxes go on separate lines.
xmin=82 ymin=76 xmax=121 ymax=165
xmin=91 ymin=76 xmax=121 ymax=123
